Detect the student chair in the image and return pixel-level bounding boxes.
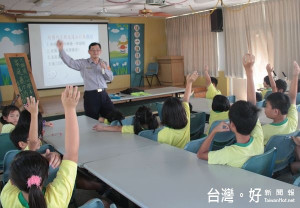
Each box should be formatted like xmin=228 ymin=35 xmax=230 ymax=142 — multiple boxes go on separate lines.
xmin=296 ymin=92 xmax=300 ymax=105
xmin=0 ymin=133 xmax=18 ymax=171
xmin=2 ymin=144 xmax=59 ymax=186
xmin=242 ymin=147 xmax=277 ymax=177
xmin=265 ymin=131 xmax=299 ymax=173
xmin=139 ymin=63 xmax=161 ymax=87
xmin=110 ymin=116 xmax=134 ymax=126
xmin=226 ymin=95 xmax=236 ymax=103
xmin=138 ymin=127 xmax=164 ymax=141
xmin=293 ymin=175 xmax=300 ymax=187
xmin=256 ymin=100 xmax=265 ymax=108
xmin=155 ymin=102 xmax=164 ymax=121
xmin=208 ymin=120 xmax=236 ymax=151
xmin=190 ymin=112 xmax=206 ymax=140
xmin=184 ymin=137 xmax=207 ymax=154
xmin=79 ymin=198 xmax=117 ymax=208
xmin=297 ymin=104 xmax=300 ymax=112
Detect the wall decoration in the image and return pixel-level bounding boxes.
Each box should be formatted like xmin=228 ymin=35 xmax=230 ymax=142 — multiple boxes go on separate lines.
xmin=108 ymin=23 xmax=130 ymax=75
xmin=0 ymin=23 xmax=29 ymax=86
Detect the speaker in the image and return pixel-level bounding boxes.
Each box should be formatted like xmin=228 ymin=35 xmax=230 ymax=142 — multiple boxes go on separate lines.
xmin=210 ymin=8 xmax=223 ymax=32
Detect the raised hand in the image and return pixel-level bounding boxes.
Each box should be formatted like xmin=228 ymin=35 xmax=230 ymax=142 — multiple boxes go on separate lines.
xmin=293 ymin=61 xmax=300 ymax=76
xmin=266 ymin=64 xmax=274 ymax=73
xmin=43 ymin=149 xmax=61 ymax=169
xmin=242 ymin=53 xmax=255 ymax=71
xmin=56 ymin=40 xmax=64 ymax=51
xmin=204 ymin=65 xmax=209 ymax=73
xmin=186 ymin=71 xmax=199 ymax=83
xmin=24 ymin=96 xmax=39 ymax=116
xmin=61 ymin=86 xmax=80 ymax=110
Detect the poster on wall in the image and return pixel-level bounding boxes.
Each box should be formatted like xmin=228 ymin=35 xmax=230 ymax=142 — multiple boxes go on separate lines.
xmin=130 ymin=24 xmax=144 ymax=87
xmin=0 ymin=23 xmax=29 ymax=86
xmin=108 ymin=24 xmax=130 ymax=75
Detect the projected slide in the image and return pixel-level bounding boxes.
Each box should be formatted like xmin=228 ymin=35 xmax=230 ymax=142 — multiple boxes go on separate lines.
xmin=29 ymin=23 xmax=109 ymax=89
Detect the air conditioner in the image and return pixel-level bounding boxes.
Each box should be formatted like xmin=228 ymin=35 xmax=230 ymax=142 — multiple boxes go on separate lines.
xmin=146 ymin=0 xmax=165 ymax=6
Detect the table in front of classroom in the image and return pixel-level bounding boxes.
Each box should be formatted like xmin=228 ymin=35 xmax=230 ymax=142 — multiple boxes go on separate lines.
xmin=43 ymin=115 xmax=159 ymax=166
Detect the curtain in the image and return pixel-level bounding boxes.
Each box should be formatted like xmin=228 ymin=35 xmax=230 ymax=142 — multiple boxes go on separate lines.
xmin=166 ymin=13 xmax=218 ymax=76
xmin=265 ymin=0 xmax=300 ymax=80
xmin=223 ymin=2 xmax=270 ymax=86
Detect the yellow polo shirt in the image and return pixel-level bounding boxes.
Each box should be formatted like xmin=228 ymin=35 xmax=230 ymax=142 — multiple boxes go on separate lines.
xmin=208 ymin=121 xmax=264 ymax=168
xmin=0 ymin=160 xmax=77 ymax=208
xmin=206 ymin=110 xmax=229 ymax=134
xmin=1 ymin=124 xmax=15 ymax=133
xmin=262 ymin=104 xmax=298 ymax=145
xmin=121 ymin=125 xmax=134 ymax=134
xmin=206 ymin=83 xmax=221 ymax=99
xmin=157 ymin=102 xmax=190 ymax=149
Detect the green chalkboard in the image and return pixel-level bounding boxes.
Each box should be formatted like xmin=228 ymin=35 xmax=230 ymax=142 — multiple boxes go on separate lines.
xmin=4 ymin=53 xmax=41 ymax=110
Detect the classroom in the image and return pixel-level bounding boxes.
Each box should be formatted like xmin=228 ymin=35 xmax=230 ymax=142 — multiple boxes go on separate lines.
xmin=0 ymin=0 xmax=300 ymax=208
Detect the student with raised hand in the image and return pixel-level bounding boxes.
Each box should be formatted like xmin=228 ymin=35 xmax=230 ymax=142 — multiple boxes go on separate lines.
xmin=197 ymin=54 xmax=264 ymax=168
xmin=0 ymin=86 xmax=80 ymax=208
xmin=93 ymin=105 xmax=158 ymax=135
xmin=0 ymin=105 xmax=20 ymax=133
xmin=157 ymin=71 xmax=198 ymax=148
xmin=266 ymin=64 xmax=287 ymax=93
xmin=204 ymin=65 xmax=221 ymax=99
xmin=262 ymin=61 xmax=299 ymax=145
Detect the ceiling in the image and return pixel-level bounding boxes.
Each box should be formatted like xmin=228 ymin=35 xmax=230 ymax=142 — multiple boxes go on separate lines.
xmin=0 ymin=0 xmax=255 ymax=18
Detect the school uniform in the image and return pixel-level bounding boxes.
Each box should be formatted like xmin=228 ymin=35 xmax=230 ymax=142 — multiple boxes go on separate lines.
xmin=208 ymin=121 xmax=264 ymax=168
xmin=262 ymin=104 xmax=298 ymax=145
xmin=1 ymin=124 xmax=15 ymax=133
xmin=0 ymin=160 xmax=77 ymax=208
xmin=205 ymin=83 xmax=221 ymax=99
xmin=261 ymin=88 xmax=272 ymax=98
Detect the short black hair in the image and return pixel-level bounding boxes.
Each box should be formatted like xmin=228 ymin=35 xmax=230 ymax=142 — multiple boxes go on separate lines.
xmin=161 ymin=97 xmax=187 ymax=129
xmin=189 ymin=102 xmax=193 ymax=113
xmin=229 ymin=101 xmax=260 ymax=135
xmin=133 ymin=106 xmax=158 ymax=134
xmin=256 ymin=92 xmax=263 ymax=102
xmin=0 ymin=105 xmax=20 ymax=125
xmin=275 ymin=79 xmax=287 ymax=93
xmin=264 ymin=76 xmax=270 ymax=86
xmin=211 ymin=77 xmax=218 ymax=87
xmin=89 ymin=42 xmax=101 ymax=50
xmin=266 ymin=92 xmax=290 ymax=115
xmin=212 ymin=95 xmax=230 ymax=112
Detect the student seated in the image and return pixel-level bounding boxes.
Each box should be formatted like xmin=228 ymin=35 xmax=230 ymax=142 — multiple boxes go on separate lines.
xmin=0 ymin=86 xmax=80 ymax=208
xmin=204 ymin=65 xmax=221 ymax=99
xmin=197 ymin=54 xmax=264 ymax=168
xmin=157 ymin=71 xmax=198 ymax=148
xmin=0 ymin=105 xmax=20 ymax=133
xmin=258 ymin=75 xmax=272 ymax=98
xmin=256 ymin=92 xmax=263 ymax=102
xmin=266 ymin=64 xmax=287 ymax=93
xmin=93 ymin=106 xmax=159 ymax=135
xmin=262 ymin=62 xmax=299 ymax=145
xmin=98 ymin=109 xmax=125 ymax=125
xmin=206 ymin=95 xmax=230 ymax=134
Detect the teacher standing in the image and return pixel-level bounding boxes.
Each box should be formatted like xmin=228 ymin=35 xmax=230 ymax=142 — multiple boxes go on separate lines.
xmin=56 ymin=40 xmax=115 ymax=120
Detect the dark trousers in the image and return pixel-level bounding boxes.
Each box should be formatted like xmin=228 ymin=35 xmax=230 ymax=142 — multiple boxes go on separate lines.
xmin=83 ymin=90 xmax=115 ymax=120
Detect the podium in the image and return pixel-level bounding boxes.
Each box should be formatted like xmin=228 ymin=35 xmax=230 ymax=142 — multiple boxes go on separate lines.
xmin=157 ymin=56 xmax=184 ymax=86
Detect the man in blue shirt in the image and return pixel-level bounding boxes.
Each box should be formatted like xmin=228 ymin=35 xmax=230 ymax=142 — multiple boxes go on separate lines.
xmin=57 ymin=40 xmax=114 ymax=120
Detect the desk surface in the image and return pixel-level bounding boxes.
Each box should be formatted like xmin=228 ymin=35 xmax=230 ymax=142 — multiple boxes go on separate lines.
xmin=189 ymin=97 xmax=212 ymax=114
xmin=84 ymin=143 xmax=300 ymax=208
xmin=43 ymin=116 xmax=157 ymax=166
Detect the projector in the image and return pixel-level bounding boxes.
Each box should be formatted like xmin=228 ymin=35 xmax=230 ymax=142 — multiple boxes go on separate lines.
xmin=146 ymin=0 xmax=165 ymax=6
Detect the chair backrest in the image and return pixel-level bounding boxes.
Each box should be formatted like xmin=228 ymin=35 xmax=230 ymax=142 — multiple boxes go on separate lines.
xmin=256 ymin=100 xmax=265 ymax=108
xmin=265 ymin=131 xmax=299 ymax=172
xmin=0 ymin=133 xmax=18 ymax=170
xmin=264 ymin=90 xmax=272 ymax=99
xmin=79 ymin=198 xmax=105 ymax=208
xmin=296 ymin=92 xmax=300 ymax=105
xmin=242 ymin=147 xmax=277 ymax=177
xmin=138 ymin=127 xmax=164 ymax=141
xmin=293 ymin=175 xmax=300 ymax=186
xmin=2 ymin=144 xmax=58 ymax=186
xmin=110 ymin=116 xmax=134 ymax=126
xmin=226 ymin=95 xmax=236 ymax=103
xmin=145 ymin=63 xmax=159 ymax=75
xmin=190 ymin=112 xmax=206 ymax=140
xmin=208 ymin=120 xmax=236 ymax=151
xmin=184 ymin=137 xmax=207 ymax=154
xmin=155 ymin=102 xmax=164 ymax=121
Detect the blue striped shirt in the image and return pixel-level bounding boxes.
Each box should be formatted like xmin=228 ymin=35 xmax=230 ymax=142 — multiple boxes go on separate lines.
xmin=59 ymin=49 xmax=113 ymax=91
